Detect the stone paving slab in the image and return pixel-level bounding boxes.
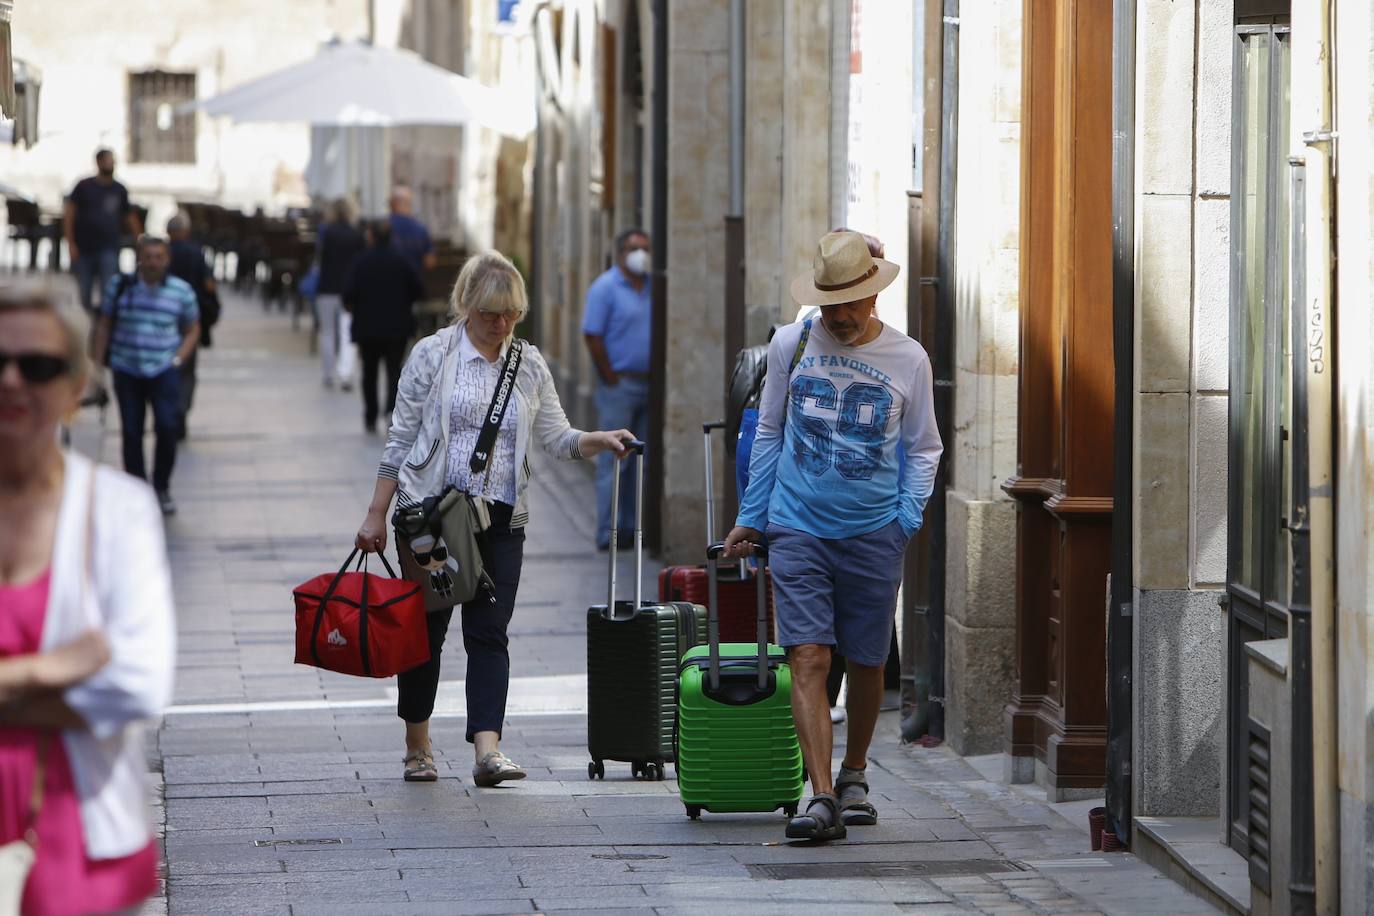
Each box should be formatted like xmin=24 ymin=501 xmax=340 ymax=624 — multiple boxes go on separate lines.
xmin=59 ymin=300 xmax=1227 ymax=915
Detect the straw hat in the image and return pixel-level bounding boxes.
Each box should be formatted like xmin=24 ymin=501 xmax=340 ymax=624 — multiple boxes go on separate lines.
xmin=790 ymin=230 xmax=900 ymax=307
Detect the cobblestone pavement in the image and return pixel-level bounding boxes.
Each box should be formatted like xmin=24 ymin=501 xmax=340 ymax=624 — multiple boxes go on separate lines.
xmin=68 ymin=295 xmax=1218 ymax=915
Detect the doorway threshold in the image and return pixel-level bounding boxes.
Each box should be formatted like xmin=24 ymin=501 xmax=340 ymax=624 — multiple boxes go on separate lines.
xmin=1133 ymin=816 xmax=1249 ymax=915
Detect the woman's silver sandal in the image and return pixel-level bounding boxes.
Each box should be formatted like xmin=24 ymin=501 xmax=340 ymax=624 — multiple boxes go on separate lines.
xmin=473 ymin=750 xmax=527 ymax=787
xmin=836 ymin=765 xmax=878 ymax=825
xmin=403 ymin=748 xmax=439 ymax=782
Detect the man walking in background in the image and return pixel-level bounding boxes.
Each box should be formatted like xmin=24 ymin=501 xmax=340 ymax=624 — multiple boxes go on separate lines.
xmin=388 ymin=185 xmax=436 ymax=273
xmin=64 ymin=148 xmax=142 ymax=313
xmin=316 ymin=197 xmax=366 ymax=391
xmin=344 ymin=219 xmax=424 ymax=434
xmin=723 ymin=230 xmax=942 ymax=843
xmin=582 ymin=228 xmax=652 ymax=550
xmin=92 ymin=235 xmax=200 ymax=515
xmin=167 ymin=213 xmax=219 ymax=439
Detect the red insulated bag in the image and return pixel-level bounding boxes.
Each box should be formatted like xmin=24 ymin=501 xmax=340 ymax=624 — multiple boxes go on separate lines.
xmin=293 ymin=549 xmax=428 ymax=678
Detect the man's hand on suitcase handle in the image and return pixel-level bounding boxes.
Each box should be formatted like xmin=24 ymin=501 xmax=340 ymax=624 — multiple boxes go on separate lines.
xmin=721 ymin=526 xmax=764 ymax=559
xmin=579 ymin=429 xmax=641 ymax=459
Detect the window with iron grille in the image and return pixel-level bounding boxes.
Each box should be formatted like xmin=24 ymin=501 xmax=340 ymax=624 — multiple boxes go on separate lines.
xmin=128 ymin=70 xmax=196 ymax=164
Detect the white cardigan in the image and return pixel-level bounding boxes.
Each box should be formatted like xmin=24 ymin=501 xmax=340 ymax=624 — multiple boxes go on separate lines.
xmin=37 ymin=451 xmax=176 ymax=859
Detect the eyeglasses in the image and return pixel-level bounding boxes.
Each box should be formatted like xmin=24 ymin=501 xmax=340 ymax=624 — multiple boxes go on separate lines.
xmin=474 ymin=309 xmax=520 ymax=324
xmin=0 ymin=352 xmax=72 ymax=384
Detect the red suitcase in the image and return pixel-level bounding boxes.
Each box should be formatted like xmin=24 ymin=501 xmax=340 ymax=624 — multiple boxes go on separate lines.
xmin=657 ymin=422 xmax=775 ymax=642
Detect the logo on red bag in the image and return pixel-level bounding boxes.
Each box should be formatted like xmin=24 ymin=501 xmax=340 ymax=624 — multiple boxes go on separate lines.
xmin=327 ymin=628 xmax=348 ymax=647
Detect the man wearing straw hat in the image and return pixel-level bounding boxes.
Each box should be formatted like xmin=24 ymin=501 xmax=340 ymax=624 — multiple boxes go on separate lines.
xmin=723 ymin=230 xmax=943 ymax=842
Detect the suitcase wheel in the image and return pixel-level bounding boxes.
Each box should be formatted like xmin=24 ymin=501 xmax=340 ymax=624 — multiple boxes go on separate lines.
xmin=783 ymin=802 xmax=799 ymax=818
xmin=588 ymin=760 xmax=605 ymax=780
xmin=685 ymin=804 xmax=703 ymax=820
xmin=634 ymin=761 xmax=665 ymax=781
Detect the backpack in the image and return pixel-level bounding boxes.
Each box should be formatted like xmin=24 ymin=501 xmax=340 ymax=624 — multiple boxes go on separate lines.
xmin=734 ymin=319 xmax=813 ymax=500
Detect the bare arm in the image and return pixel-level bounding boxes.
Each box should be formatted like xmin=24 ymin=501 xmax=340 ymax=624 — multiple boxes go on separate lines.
xmin=126 ymin=209 xmax=143 ymax=237
xmin=0 ymin=630 xmax=110 ymax=728
xmin=356 ymin=477 xmax=400 ymax=554
xmin=63 ymin=200 xmax=78 ymax=261
xmin=583 ymin=333 xmax=618 ymax=386
xmin=177 ymin=321 xmax=201 ymax=362
xmin=91 ymin=314 xmax=113 ymax=368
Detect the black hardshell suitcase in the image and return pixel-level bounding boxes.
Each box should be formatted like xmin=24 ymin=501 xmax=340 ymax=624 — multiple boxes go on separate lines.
xmin=586 ymin=441 xmax=706 ymax=781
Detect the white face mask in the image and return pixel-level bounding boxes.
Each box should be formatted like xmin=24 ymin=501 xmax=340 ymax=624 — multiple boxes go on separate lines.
xmin=624 ymin=248 xmax=651 ymax=276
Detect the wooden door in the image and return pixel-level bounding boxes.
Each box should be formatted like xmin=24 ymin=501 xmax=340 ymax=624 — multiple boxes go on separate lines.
xmin=1001 ymin=0 xmax=1114 ymax=794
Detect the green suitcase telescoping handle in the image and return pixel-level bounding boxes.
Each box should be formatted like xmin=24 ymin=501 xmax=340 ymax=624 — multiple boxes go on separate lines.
xmin=705 ymin=542 xmax=770 ymax=692
xmin=605 ymin=440 xmax=648 ymax=621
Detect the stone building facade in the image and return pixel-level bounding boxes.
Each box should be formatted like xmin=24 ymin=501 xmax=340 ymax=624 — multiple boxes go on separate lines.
xmin=0 ymin=0 xmax=371 ymax=228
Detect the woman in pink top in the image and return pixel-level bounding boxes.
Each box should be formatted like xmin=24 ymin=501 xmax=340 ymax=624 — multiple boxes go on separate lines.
xmin=0 ymin=286 xmax=175 ymax=916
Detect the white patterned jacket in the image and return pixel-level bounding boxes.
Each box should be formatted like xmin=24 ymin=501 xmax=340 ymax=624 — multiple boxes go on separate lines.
xmin=378 ymin=321 xmax=586 ymax=528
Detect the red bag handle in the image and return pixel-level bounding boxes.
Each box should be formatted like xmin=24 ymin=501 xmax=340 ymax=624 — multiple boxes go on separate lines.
xmin=309 ymin=548 xmax=400 ymax=673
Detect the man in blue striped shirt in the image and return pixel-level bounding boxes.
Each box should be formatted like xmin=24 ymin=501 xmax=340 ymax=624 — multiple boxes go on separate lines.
xmin=92 ymin=235 xmax=200 ymax=515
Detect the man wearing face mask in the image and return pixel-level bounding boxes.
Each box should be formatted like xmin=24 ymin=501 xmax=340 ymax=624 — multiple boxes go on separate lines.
xmin=582 ymin=228 xmax=652 ymax=550
xmin=722 ymin=230 xmax=942 ymax=843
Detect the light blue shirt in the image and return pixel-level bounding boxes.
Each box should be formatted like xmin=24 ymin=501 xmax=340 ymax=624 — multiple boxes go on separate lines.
xmin=737 ymin=319 xmax=943 ymax=540
xmin=100 ymin=274 xmax=199 ymax=378
xmin=581 ymin=266 xmax=651 ymax=374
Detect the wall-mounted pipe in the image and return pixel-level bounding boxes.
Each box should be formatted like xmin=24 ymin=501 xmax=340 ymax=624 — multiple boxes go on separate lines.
xmin=727 ymin=0 xmax=744 ymax=218
xmin=1106 ymin=0 xmax=1136 ymax=847
xmin=924 ymin=0 xmax=960 ymax=741
xmin=646 ymin=0 xmax=668 ymax=552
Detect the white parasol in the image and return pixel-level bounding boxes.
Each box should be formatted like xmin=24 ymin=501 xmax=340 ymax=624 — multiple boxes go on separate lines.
xmin=188 ymin=39 xmax=533 ymax=137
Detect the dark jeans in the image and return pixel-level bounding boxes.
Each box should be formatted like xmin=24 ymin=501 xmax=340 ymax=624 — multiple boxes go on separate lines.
xmin=357 ymin=337 xmax=406 ymax=427
xmin=112 ymin=367 xmax=182 ymax=492
xmin=73 ymin=249 xmax=119 ymax=312
xmin=396 ymin=502 xmax=526 ymax=743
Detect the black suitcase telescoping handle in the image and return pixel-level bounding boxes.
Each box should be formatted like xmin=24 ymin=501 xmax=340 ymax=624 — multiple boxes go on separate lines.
xmin=706 ymin=541 xmax=770 ymax=692
xmin=702 ymin=420 xmax=748 ymax=579
xmin=605 ymin=440 xmax=647 ymax=621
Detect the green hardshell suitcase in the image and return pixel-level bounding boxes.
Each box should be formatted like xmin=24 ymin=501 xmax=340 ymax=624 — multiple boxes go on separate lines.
xmin=586 ymin=442 xmax=707 ymax=781
xmin=677 ymin=543 xmax=804 ymax=818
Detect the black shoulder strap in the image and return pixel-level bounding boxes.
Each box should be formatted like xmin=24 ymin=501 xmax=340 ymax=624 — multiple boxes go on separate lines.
xmin=110 ymin=273 xmax=136 ymax=319
xmin=782 ymin=319 xmax=813 ymax=430
xmin=788 ymin=319 xmax=813 ymax=377
xmin=469 ymin=339 xmax=524 ymax=475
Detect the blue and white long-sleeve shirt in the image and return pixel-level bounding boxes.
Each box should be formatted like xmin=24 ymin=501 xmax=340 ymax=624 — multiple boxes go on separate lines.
xmin=737 ymin=319 xmax=943 ymax=540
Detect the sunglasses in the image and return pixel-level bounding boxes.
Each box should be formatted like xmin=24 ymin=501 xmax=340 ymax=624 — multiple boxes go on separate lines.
xmin=0 ymin=352 xmax=72 ymax=384
xmin=474 ymin=309 xmax=519 ymax=324
xmin=411 ymin=541 xmax=448 ymax=566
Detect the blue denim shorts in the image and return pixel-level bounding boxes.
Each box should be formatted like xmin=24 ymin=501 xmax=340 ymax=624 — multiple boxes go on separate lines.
xmin=765 ymin=519 xmax=908 ymax=667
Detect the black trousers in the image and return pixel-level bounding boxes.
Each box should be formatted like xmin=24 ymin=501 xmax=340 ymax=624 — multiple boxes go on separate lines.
xmin=396 ymin=503 xmax=526 ymax=743
xmin=357 ymin=337 xmax=407 ymax=426
xmin=178 ymin=349 xmax=199 ymax=428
